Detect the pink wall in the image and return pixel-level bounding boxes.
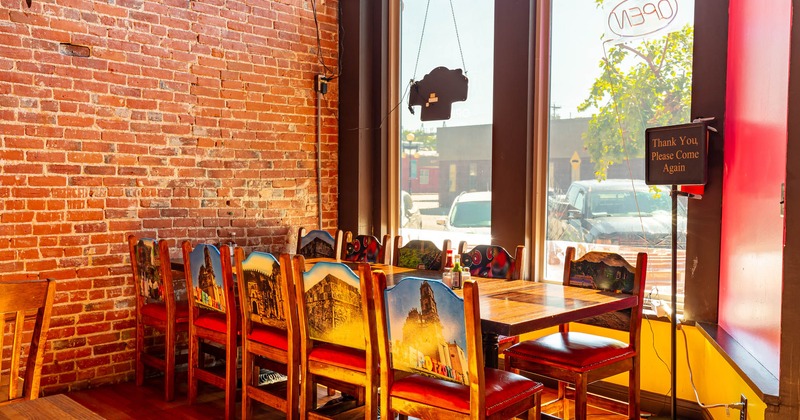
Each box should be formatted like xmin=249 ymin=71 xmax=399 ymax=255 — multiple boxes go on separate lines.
xmin=720 ymin=0 xmax=790 ymax=377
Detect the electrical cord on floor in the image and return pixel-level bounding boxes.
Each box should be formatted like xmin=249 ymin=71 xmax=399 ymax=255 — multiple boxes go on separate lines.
xmin=680 ymin=327 xmax=746 ymax=414
xmin=646 ymin=287 xmax=747 ymax=416
xmin=644 ymin=287 xmax=674 ymax=415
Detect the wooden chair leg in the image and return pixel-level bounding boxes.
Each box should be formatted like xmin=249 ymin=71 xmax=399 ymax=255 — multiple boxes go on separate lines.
xmin=299 ymin=370 xmax=314 ymax=419
xmin=575 ymin=375 xmax=588 ymax=420
xmin=188 ymin=335 xmax=199 ymax=405
xmin=287 ymin=353 xmax=300 ymax=420
xmin=355 ymin=387 xmax=365 ymax=405
xmin=629 ymin=358 xmax=641 ymax=420
xmin=135 ymin=321 xmax=145 ymax=387
xmin=165 ymin=325 xmax=176 ymax=402
xmin=241 ymin=349 xmax=252 ymax=420
xmin=224 ymin=338 xmax=237 ymax=420
xmin=527 ymin=392 xmax=542 ymax=420
xmin=381 ymin=393 xmax=390 ymax=420
xmin=558 ymin=381 xmax=568 ymax=419
xmin=365 ymin=382 xmax=378 ymax=420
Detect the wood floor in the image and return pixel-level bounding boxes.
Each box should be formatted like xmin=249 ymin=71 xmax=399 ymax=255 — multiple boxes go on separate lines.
xmin=66 ymin=374 xmax=634 ymax=419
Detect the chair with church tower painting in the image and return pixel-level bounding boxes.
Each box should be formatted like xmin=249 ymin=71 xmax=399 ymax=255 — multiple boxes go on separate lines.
xmin=342 ymin=232 xmax=391 ymax=264
xmin=373 ymin=274 xmax=543 ymax=419
xmin=127 ymin=235 xmax=189 ymax=402
xmin=235 ymin=249 xmax=299 ymax=420
xmin=181 ymin=241 xmax=239 ymax=420
xmin=296 ymin=227 xmax=344 ymax=260
xmin=291 ymin=255 xmax=379 ymax=419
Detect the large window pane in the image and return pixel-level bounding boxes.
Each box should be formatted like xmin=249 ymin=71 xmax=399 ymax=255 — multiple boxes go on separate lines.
xmin=545 ymin=0 xmax=694 ymax=314
xmin=399 ymin=1 xmax=494 ymax=250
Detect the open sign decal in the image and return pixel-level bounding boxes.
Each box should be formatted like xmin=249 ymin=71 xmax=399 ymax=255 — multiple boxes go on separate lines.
xmin=606 ymin=0 xmax=679 ymax=39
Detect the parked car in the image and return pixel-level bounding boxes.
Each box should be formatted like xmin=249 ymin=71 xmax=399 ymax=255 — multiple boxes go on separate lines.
xmin=436 ymin=191 xmax=492 ymax=248
xmin=552 ymin=179 xmax=686 ymax=249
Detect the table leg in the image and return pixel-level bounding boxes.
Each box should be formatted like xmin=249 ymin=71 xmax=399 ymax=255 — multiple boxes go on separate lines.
xmin=482 ymin=332 xmax=500 ymax=369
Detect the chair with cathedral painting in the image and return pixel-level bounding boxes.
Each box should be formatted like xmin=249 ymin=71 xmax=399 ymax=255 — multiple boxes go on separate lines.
xmin=342 ymin=232 xmax=391 ymax=264
xmin=291 ymin=255 xmax=379 ymax=419
xmin=373 ymin=274 xmax=543 ymax=419
xmin=181 ymin=242 xmax=239 ymax=420
xmin=127 ymin=235 xmax=189 ymax=402
xmin=296 ymin=227 xmax=344 ymax=260
xmin=235 ymin=249 xmax=298 ymax=420
xmin=392 ymin=236 xmax=452 ymax=271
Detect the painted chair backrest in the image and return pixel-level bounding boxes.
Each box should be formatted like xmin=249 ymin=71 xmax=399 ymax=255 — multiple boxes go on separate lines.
xmin=393 ymin=238 xmax=449 ymax=271
xmin=129 ymin=237 xmax=168 ymax=304
xmin=237 ymin=250 xmax=288 ymax=330
xmin=297 ymin=228 xmax=342 ymax=259
xmin=459 ymin=244 xmax=519 ymax=279
xmin=563 ymin=246 xmax=647 ymax=334
xmin=383 ymin=277 xmax=469 ymax=385
xmin=297 ymin=260 xmax=366 ymax=350
xmin=344 ymin=234 xmax=386 ymax=263
xmin=185 ymin=243 xmax=230 ymax=314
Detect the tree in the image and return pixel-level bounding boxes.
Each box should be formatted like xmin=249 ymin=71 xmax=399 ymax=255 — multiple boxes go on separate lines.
xmin=578 ymin=25 xmax=694 ymax=179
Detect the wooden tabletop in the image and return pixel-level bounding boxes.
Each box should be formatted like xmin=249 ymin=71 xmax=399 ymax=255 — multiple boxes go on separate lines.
xmin=0 ymin=394 xmax=105 ymax=419
xmin=319 ymin=260 xmax=638 ymax=339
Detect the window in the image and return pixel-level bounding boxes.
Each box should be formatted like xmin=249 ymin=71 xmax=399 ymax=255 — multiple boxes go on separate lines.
xmin=543 ymin=0 xmax=694 ymax=314
xmin=388 ymin=1 xmax=693 ymax=314
xmin=398 ymin=1 xmax=495 ymax=249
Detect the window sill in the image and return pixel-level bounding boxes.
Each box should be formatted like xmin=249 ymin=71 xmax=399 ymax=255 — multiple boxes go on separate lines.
xmin=696 ymin=322 xmax=779 ymax=406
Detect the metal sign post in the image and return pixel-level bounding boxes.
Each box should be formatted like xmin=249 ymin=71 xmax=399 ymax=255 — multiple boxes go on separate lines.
xmin=646 ymin=120 xmax=712 ymax=420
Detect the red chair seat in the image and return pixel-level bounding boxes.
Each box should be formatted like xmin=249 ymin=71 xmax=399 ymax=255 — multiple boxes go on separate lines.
xmin=194 ymin=311 xmax=228 ymax=333
xmin=248 ymin=324 xmax=288 ymax=352
xmin=391 ymin=368 xmax=542 ymax=417
xmin=308 ymin=344 xmax=366 ymax=372
xmin=505 ymin=331 xmax=634 ymax=370
xmin=141 ymin=301 xmax=189 ymax=323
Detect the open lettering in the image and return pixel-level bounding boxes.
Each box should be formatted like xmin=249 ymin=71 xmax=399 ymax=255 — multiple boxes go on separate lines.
xmin=607 ymin=0 xmax=679 ymax=38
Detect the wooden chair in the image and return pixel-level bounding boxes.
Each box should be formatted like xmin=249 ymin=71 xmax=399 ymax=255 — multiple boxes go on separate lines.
xmin=392 ymin=237 xmax=451 ymax=271
xmin=297 ymin=228 xmax=347 ymax=398
xmin=181 ymin=242 xmax=239 ymax=420
xmin=292 ymin=255 xmax=379 ymax=419
xmin=235 ymin=249 xmax=299 ymax=419
xmin=127 ymin=236 xmax=189 ymax=402
xmin=458 ymin=242 xmax=524 ymax=280
xmin=504 ymin=247 xmax=647 ymax=420
xmin=373 ymin=275 xmax=542 ymax=419
xmin=297 ymin=228 xmax=344 ymax=260
xmin=0 ymin=278 xmax=56 ymax=405
xmin=342 ymin=232 xmax=390 ymax=264
xmin=457 ymin=242 xmax=525 ymax=354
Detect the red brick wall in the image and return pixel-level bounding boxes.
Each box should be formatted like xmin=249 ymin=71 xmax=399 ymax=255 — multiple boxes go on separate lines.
xmin=0 ymin=0 xmax=339 ymax=393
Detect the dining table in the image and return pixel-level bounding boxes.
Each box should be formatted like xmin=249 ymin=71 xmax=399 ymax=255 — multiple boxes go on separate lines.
xmin=0 ymin=394 xmax=105 ymax=419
